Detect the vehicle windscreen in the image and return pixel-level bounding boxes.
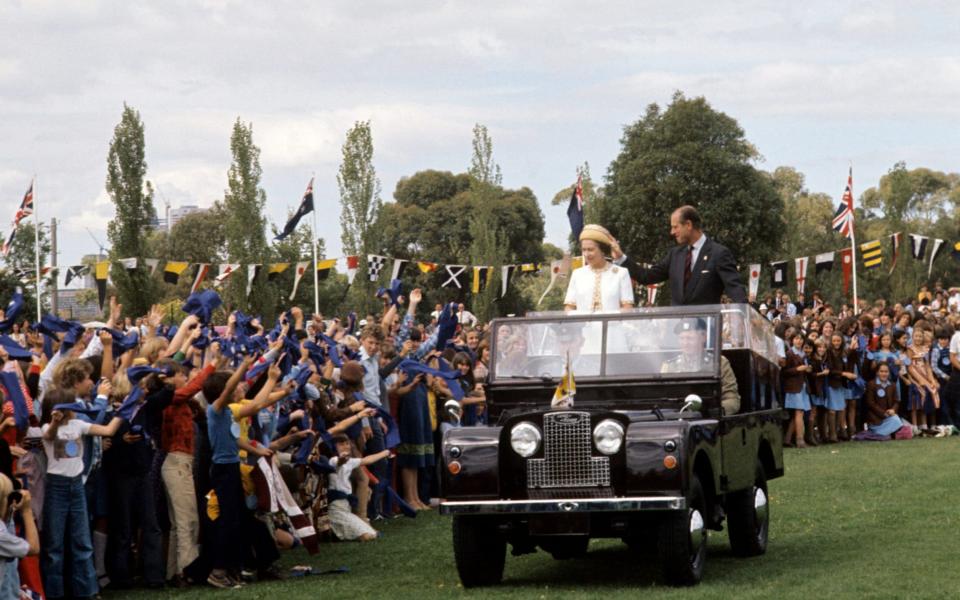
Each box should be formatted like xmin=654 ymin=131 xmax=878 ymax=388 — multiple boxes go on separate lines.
xmin=492 ymin=315 xmax=719 ymax=381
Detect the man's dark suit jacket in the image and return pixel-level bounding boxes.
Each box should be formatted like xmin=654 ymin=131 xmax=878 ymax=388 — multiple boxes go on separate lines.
xmin=622 ymin=237 xmax=748 ymax=306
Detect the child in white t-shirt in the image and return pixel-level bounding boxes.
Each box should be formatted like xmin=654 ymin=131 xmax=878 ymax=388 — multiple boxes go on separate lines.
xmin=40 ymin=387 xmax=124 ymax=599
xmin=327 ymin=434 xmax=390 ymax=542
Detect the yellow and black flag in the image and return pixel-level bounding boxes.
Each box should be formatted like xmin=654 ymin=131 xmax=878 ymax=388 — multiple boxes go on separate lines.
xmin=860 ymin=240 xmax=882 ymax=269
xmin=267 ymin=263 xmax=290 ymax=282
xmin=164 ymin=261 xmax=189 ymax=285
xmin=952 ymin=241 xmax=960 ymax=263
xmin=316 ymin=258 xmax=337 ymax=280
xmin=95 ymin=260 xmax=110 ymax=309
xmin=471 ymin=266 xmax=493 ymax=294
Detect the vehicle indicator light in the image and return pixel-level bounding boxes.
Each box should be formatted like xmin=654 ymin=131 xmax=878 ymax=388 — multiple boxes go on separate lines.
xmin=663 ymin=455 xmax=677 ymax=469
xmin=448 ymin=461 xmax=462 ymax=475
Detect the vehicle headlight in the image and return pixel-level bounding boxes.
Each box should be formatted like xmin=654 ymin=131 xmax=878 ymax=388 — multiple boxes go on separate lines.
xmin=593 ymin=419 xmax=625 ymax=455
xmin=510 ymin=422 xmax=542 ymax=458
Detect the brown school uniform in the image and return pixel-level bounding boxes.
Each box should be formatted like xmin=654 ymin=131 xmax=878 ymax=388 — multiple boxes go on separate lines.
xmin=863 ymin=379 xmax=899 ymax=426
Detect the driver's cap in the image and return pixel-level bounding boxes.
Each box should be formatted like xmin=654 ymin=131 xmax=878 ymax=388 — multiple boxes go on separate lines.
xmin=675 ymin=318 xmax=707 ymax=334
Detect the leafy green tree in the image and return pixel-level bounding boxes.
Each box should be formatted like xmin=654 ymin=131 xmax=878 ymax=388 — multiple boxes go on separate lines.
xmin=0 ymin=223 xmax=51 ymax=318
xmin=338 ymin=121 xmax=382 ymax=313
xmin=153 ymin=205 xmax=227 ymax=302
xmin=222 ymin=118 xmax=270 ymax=314
xmin=597 ymin=92 xmax=783 ymax=304
xmin=105 ymin=104 xmax=159 ymax=316
xmin=467 ymin=124 xmax=509 ymax=321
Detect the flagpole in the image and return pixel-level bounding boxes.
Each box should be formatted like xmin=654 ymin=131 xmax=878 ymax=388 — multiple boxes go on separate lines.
xmin=310 ymin=176 xmax=319 ymax=316
xmin=33 ymin=176 xmax=41 ymax=321
xmin=849 ymin=165 xmax=859 ymax=315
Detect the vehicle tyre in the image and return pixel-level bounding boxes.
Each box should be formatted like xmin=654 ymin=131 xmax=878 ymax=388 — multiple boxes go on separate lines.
xmin=726 ymin=459 xmax=769 ymax=557
xmin=452 ymin=516 xmax=506 ymax=587
xmin=658 ymin=475 xmax=707 ymax=586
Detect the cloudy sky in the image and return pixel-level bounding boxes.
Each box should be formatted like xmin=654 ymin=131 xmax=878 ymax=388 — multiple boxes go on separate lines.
xmin=1 ymin=1 xmax=958 ymax=275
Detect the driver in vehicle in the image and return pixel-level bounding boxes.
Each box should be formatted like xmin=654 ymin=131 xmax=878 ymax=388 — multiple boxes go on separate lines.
xmin=661 ymin=318 xmax=740 ymax=414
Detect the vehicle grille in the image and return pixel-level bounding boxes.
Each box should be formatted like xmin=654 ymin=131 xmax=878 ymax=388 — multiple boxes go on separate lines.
xmin=527 ymin=411 xmax=610 ymax=489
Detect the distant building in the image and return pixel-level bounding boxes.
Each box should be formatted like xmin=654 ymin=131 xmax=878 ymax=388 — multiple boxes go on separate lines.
xmin=148 ymin=205 xmax=206 ymax=232
xmin=57 ymin=289 xmax=102 ymax=321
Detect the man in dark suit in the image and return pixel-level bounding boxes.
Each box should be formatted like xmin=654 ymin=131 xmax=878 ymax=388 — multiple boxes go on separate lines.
xmin=612 ymin=205 xmax=747 ymax=306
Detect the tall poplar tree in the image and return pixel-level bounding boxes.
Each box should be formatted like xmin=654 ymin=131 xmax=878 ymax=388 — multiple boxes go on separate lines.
xmin=105 ymin=104 xmax=158 ymax=316
xmin=338 ymin=120 xmax=382 ymax=312
xmin=467 ymin=123 xmax=507 ymax=320
xmin=223 ymin=118 xmax=270 ymax=315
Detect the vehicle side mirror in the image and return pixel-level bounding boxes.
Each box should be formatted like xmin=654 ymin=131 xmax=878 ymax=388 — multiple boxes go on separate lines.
xmin=445 ymin=399 xmax=463 ymax=426
xmin=680 ymin=394 xmax=702 ymax=415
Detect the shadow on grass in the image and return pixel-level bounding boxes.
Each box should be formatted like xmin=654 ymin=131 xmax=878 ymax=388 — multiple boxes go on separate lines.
xmin=502 ymin=536 xmax=760 ymax=588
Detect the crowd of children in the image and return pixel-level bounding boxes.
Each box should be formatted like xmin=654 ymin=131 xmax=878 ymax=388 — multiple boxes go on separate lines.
xmin=0 ymin=285 xmax=489 ymax=597
xmin=761 ymin=286 xmax=960 ymax=447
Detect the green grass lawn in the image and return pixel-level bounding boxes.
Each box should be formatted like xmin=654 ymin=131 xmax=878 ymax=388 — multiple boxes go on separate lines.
xmin=115 ymin=437 xmax=960 ymax=599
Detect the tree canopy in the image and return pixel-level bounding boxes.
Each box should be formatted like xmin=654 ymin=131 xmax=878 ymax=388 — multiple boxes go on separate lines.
xmin=597 ymin=92 xmax=784 ymax=302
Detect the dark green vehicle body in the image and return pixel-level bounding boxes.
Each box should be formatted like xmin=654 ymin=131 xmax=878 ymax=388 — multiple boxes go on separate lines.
xmin=440 ymin=305 xmax=785 ymax=587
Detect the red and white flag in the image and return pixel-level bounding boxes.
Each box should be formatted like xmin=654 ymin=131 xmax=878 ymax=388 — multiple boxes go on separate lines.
xmin=794 ymin=257 xmax=808 ymax=295
xmin=190 ymin=264 xmax=210 ymax=294
xmin=345 ymin=255 xmax=359 ymax=285
xmin=748 ymin=264 xmax=761 ymax=302
xmin=215 ymin=263 xmax=240 ymax=287
xmin=289 ymin=261 xmax=309 ymax=300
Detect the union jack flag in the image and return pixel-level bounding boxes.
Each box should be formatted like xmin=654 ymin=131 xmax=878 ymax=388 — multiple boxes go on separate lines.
xmin=831 ymin=168 xmax=854 ymax=240
xmin=2 ymin=181 xmax=34 ymax=256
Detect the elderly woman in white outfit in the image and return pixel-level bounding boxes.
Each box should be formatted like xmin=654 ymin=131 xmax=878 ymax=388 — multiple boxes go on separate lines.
xmin=564 ymin=224 xmax=635 ymax=313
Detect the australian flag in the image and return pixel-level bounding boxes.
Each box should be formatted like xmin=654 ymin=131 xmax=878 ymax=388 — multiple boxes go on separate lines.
xmin=566 ymin=174 xmax=584 ymax=242
xmin=274 ymin=178 xmax=314 ymax=241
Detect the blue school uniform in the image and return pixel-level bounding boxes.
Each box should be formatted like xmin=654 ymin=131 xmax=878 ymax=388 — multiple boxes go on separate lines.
xmin=783 ymin=348 xmax=811 ymax=411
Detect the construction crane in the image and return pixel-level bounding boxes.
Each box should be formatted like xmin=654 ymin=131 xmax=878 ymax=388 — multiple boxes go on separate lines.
xmin=85 ymin=227 xmax=107 ymax=260
xmin=156 ymin=185 xmax=172 ymax=234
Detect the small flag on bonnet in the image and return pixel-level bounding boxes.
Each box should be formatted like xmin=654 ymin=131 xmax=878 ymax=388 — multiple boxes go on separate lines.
xmin=551 ymin=352 xmax=576 ymax=410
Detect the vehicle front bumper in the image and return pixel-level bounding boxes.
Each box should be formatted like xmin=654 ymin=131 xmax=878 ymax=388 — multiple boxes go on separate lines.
xmin=439 ymin=496 xmax=686 ymax=515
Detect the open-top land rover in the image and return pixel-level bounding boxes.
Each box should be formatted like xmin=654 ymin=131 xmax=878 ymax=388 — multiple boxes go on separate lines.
xmin=439 ymin=304 xmax=784 ymax=587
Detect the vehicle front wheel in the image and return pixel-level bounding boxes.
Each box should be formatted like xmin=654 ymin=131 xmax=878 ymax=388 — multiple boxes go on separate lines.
xmin=726 ymin=459 xmax=769 ymax=557
xmin=658 ymin=475 xmax=707 ymax=586
xmin=452 ymin=516 xmax=506 ymax=587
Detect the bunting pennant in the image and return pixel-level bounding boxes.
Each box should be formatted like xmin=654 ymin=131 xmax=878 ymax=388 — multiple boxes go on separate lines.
xmin=888 ymin=232 xmax=901 ymax=275
xmin=928 ymin=238 xmax=945 ymax=278
xmin=417 ymin=261 xmax=438 ymax=274
xmin=442 ymin=265 xmax=467 ymax=289
xmin=860 ymin=240 xmax=882 ymax=270
xmin=794 ymin=257 xmax=808 ymax=295
xmin=390 ymin=258 xmax=408 ymax=281
xmin=190 ymin=264 xmax=210 ymax=294
xmin=519 ymin=263 xmax=539 ymax=275
xmin=289 ymin=261 xmax=309 ymax=301
xmin=95 ymin=260 xmax=110 ymax=309
xmin=215 ymin=263 xmax=240 ymax=287
xmin=815 ymin=252 xmax=835 ymax=274
xmin=246 ymin=264 xmax=262 ymax=298
xmin=840 ymin=248 xmax=853 ymax=296
xmin=145 ymin=258 xmax=160 ymax=276
xmin=164 ymin=261 xmax=189 ymax=284
xmin=316 ymin=258 xmax=336 ymax=280
xmin=267 ymin=263 xmax=290 ymax=281
xmin=64 ymin=265 xmax=89 ymax=287
xmin=345 ymin=255 xmax=359 ymax=285
xmin=952 ymin=241 xmax=960 ymax=263
xmin=537 ymin=254 xmax=571 ymax=306
xmin=646 ymin=283 xmax=659 ymax=306
xmin=471 ymin=266 xmax=492 ymax=294
xmin=769 ymin=261 xmax=787 ymax=288
xmin=119 ymin=257 xmax=138 ymax=272
xmin=367 ymin=255 xmax=386 ymax=282
xmin=910 ymin=234 xmax=928 ymax=260
xmin=500 ymin=265 xmax=516 ymax=299
xmin=747 ymin=264 xmax=761 ymax=301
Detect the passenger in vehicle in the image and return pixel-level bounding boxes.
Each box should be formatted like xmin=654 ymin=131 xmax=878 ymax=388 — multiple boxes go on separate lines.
xmin=661 ymin=319 xmax=740 ymax=414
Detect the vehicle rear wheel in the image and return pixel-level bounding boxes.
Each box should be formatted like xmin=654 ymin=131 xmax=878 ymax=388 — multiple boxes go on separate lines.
xmin=658 ymin=475 xmax=707 ymax=586
xmin=727 ymin=459 xmax=769 ymax=557
xmin=452 ymin=516 xmax=506 ymax=587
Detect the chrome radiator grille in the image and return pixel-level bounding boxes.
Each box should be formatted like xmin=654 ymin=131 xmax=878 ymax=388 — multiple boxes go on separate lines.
xmin=527 ymin=411 xmax=610 ymax=489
